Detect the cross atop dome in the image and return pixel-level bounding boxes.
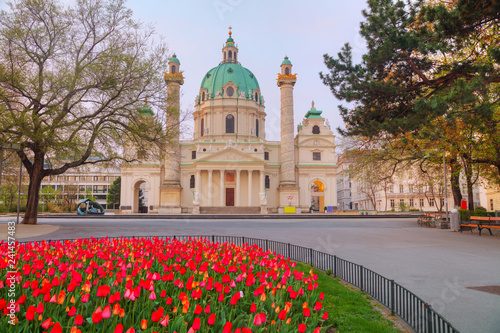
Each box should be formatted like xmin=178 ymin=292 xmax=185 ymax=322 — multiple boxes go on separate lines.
xmin=228 ymin=26 xmax=232 ymax=36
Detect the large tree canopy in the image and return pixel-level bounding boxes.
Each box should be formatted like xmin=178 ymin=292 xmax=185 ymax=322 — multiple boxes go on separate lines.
xmin=321 ymin=0 xmax=499 ymax=136
xmin=0 ymin=0 xmax=172 ymax=224
xmin=321 ymin=0 xmax=500 ymax=180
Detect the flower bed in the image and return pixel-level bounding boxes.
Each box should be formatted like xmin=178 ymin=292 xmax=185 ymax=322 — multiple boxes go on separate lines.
xmin=1 ymin=237 xmax=328 ymax=332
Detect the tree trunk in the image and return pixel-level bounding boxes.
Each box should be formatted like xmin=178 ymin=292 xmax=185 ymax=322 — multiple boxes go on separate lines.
xmin=22 ymin=160 xmax=44 ymax=225
xmin=449 ymin=159 xmax=462 ymax=208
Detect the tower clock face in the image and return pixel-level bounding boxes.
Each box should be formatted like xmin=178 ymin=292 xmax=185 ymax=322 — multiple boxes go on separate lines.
xmin=226 ymin=86 xmax=234 ymax=97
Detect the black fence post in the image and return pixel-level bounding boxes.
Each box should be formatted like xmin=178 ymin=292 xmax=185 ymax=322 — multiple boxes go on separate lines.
xmin=333 ymin=255 xmax=337 ymax=277
xmin=390 ymin=279 xmax=395 ymax=316
xmin=360 ymin=266 xmax=364 ymax=291
xmin=265 ymin=239 xmax=268 ymax=251
xmin=173 ymin=235 xmax=176 ymax=240
xmin=211 ymin=235 xmax=214 ymax=243
xmin=309 ymin=248 xmax=313 ymax=266
xmin=242 ymin=236 xmax=245 ymax=245
xmin=426 ymin=303 xmax=432 ymax=333
xmin=287 ymin=243 xmax=291 ymax=258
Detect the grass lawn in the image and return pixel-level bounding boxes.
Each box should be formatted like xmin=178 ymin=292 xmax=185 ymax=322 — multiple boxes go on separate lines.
xmin=294 ymin=262 xmax=405 ymax=333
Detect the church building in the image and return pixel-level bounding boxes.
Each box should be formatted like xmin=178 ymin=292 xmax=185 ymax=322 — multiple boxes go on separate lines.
xmin=120 ymin=30 xmax=337 ymax=214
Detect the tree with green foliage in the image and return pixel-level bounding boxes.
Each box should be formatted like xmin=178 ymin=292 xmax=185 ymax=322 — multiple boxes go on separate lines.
xmin=0 ymin=0 xmax=173 ymax=224
xmin=320 ymin=0 xmax=500 ymax=178
xmin=106 ymin=176 xmax=121 ymax=209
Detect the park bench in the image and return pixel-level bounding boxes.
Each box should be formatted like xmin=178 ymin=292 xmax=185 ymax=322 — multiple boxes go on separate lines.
xmin=418 ymin=212 xmax=446 ymax=227
xmin=460 ymin=216 xmax=500 ymax=236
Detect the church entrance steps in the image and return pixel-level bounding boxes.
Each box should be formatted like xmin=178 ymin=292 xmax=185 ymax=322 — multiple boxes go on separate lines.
xmin=199 ymin=206 xmax=260 ymax=214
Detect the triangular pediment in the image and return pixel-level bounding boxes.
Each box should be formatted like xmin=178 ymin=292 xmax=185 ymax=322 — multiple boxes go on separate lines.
xmin=196 ymin=147 xmax=264 ymax=163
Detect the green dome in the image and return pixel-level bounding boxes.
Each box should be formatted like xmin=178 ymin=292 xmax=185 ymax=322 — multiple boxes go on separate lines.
xmin=200 ymin=63 xmax=260 ymax=100
xmin=169 ymin=54 xmax=180 ymax=63
xmin=281 ymin=56 xmax=291 ymax=65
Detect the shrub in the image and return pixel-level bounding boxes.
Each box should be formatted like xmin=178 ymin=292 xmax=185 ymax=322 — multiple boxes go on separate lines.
xmin=473 ymin=206 xmax=487 ymax=216
xmin=458 ymin=209 xmax=471 ymax=221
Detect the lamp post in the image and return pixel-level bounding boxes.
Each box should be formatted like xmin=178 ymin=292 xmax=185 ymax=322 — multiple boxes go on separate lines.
xmin=424 ymin=153 xmax=448 ymax=223
xmin=443 ymin=153 xmax=449 ymax=224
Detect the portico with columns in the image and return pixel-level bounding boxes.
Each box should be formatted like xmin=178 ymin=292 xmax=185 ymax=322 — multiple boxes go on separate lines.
xmin=120 ymin=29 xmax=337 ymax=214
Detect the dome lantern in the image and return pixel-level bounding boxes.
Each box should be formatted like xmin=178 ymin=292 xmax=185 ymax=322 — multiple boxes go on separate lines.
xmin=222 ymin=26 xmax=238 ymax=64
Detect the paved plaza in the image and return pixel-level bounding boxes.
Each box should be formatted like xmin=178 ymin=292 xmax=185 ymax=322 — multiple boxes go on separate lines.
xmin=1 ymin=216 xmax=499 ymax=333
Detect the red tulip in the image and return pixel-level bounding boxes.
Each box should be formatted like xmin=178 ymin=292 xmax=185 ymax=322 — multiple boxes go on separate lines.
xmin=141 ymin=319 xmax=148 ymax=329
xmin=298 ymin=323 xmax=306 ymax=333
xmin=25 ymin=305 xmax=36 ymax=321
xmin=36 ymin=301 xmax=44 ymax=314
xmin=81 ymin=293 xmax=89 ymax=303
xmin=250 ymin=303 xmax=256 ymax=313
xmin=41 ymin=318 xmax=54 ymax=330
xmin=223 ymin=322 xmax=232 ymax=333
xmin=322 ymin=312 xmax=329 ymax=320
xmin=303 ymin=308 xmax=311 ymax=317
xmin=194 ymin=304 xmax=202 ymax=314
xmin=68 ymin=306 xmax=76 ymax=317
xmin=254 ymin=314 xmax=263 ymax=326
xmin=208 ymin=313 xmax=216 ymax=325
xmin=125 ymin=328 xmax=135 ymax=333
xmin=192 ymin=317 xmax=201 ymax=330
xmin=114 ymin=323 xmax=123 ymax=333
xmin=278 ymin=309 xmax=287 ymax=320
xmin=50 ymin=323 xmax=62 ymax=333
xmin=160 ymin=314 xmax=169 ymax=326
xmin=74 ymin=314 xmax=83 ymax=325
xmin=102 ymin=305 xmax=111 ymax=319
xmin=314 ymin=302 xmax=322 ymax=311
xmin=319 ymin=292 xmax=324 ymax=300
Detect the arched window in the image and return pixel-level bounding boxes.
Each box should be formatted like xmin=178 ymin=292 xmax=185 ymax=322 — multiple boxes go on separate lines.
xmin=226 ymin=114 xmax=235 ymax=133
xmin=201 ymin=118 xmax=204 ymax=137
xmin=312 ymin=125 xmax=320 ymax=134
xmin=190 ymin=175 xmax=195 ymax=188
xmin=234 ymin=52 xmax=237 ymax=61
xmin=171 ymin=65 xmax=176 ymax=74
xmin=285 ymin=67 xmax=290 ymax=75
xmin=255 ymin=119 xmax=259 ymax=137
xmin=224 ymin=52 xmax=226 ymax=60
xmin=228 ymin=50 xmax=232 ymax=59
xmin=265 ymin=175 xmax=270 ymax=189
xmin=202 ymin=91 xmax=205 ymax=101
xmin=255 ymin=92 xmax=258 ymax=102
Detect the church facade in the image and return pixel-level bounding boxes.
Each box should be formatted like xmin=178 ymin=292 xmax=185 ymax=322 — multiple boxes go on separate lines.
xmin=120 ymin=31 xmax=337 ymax=214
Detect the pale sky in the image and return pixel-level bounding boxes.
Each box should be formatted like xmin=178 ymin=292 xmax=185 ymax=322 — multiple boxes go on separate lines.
xmin=1 ymin=0 xmax=369 ymax=141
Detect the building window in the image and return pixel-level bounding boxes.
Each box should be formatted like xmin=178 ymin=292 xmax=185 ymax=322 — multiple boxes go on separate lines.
xmin=264 ymin=151 xmax=269 ymax=160
xmin=93 ymin=176 xmax=98 ymax=181
xmin=265 ymin=175 xmax=270 ymax=189
xmin=400 ymin=199 xmax=404 ymax=205
xmin=312 ymin=125 xmax=320 ymax=134
xmin=409 ymin=185 xmax=413 ymax=193
xmin=389 ymin=185 xmax=394 ymax=193
xmin=491 ymin=199 xmax=494 ymax=210
xmin=224 ymin=52 xmax=226 ymax=60
xmin=228 ymin=50 xmax=232 ymax=59
xmin=429 ymin=198 xmax=435 ymax=207
xmin=440 ymin=198 xmax=445 ymax=207
xmin=226 ymin=114 xmax=235 ymax=133
xmin=409 ymin=198 xmax=414 ymax=207
xmin=234 ymin=52 xmax=237 ymax=61
xmin=399 ymin=185 xmax=404 ymax=193
xmin=192 ymin=151 xmax=196 ymax=159
xmin=255 ymin=92 xmax=258 ymax=102
xmin=285 ymin=67 xmax=290 ymax=75
xmin=190 ymin=175 xmax=195 ymax=189
xmin=226 ymin=86 xmax=234 ymax=97
xmin=171 ymin=65 xmax=176 ymax=74
xmin=202 ymin=91 xmax=205 ymax=101
xmin=313 ymin=152 xmax=321 ymax=161
xmin=255 ymin=119 xmax=259 ymax=137
xmin=420 ymin=198 xmax=425 ymax=207
xmin=390 ymin=199 xmax=395 ymax=208
xmin=201 ymin=118 xmax=204 ymax=137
